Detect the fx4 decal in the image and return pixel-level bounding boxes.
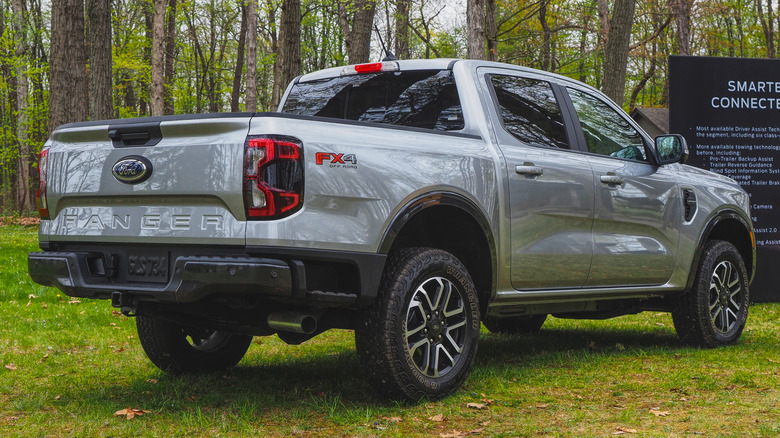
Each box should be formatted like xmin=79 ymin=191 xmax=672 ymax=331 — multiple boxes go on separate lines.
xmin=315 ymin=152 xmax=358 ymax=168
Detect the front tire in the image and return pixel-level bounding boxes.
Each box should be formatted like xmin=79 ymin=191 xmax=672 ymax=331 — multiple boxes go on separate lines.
xmin=136 ymin=315 xmax=253 ymax=373
xmin=672 ymin=240 xmax=750 ymax=347
xmin=355 ymin=248 xmax=481 ymax=401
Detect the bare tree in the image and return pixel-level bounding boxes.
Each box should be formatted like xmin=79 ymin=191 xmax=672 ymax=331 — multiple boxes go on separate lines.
xmin=49 ymin=0 xmax=88 ymax=134
xmin=151 ymin=0 xmax=165 ymax=116
xmin=601 ymin=0 xmax=636 ymax=106
xmin=86 ymin=0 xmax=113 ymax=120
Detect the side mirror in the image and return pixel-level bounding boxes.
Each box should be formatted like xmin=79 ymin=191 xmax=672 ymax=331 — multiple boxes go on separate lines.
xmin=655 ymin=134 xmax=689 ymax=165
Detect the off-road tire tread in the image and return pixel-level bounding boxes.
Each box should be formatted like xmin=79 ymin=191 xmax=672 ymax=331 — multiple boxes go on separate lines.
xmin=136 ymin=315 xmax=252 ymax=374
xmin=671 ymin=240 xmax=749 ymax=348
xmin=355 ymin=247 xmax=480 ymax=402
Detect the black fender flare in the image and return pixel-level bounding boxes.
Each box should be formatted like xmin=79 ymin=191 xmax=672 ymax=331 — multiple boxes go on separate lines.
xmin=686 ymin=209 xmax=756 ymax=291
xmin=378 ymin=191 xmax=497 ymax=306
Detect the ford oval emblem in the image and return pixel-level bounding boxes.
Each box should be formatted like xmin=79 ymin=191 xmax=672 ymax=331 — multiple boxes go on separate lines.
xmin=112 ymin=156 xmax=153 ymax=184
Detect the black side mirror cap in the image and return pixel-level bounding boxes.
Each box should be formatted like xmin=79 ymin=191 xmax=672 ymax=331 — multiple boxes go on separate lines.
xmin=655 ymin=134 xmax=689 ymax=165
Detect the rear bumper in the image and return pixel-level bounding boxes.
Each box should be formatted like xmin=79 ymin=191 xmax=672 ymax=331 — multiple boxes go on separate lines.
xmin=29 ymin=251 xmax=293 ymax=304
xmin=29 ymin=246 xmax=386 ymax=307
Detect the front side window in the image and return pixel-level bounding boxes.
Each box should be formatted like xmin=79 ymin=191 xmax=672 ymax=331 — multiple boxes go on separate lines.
xmin=281 ymin=70 xmax=464 ymax=131
xmin=490 ymin=75 xmax=569 ymax=149
xmin=567 ymin=88 xmax=648 ymax=162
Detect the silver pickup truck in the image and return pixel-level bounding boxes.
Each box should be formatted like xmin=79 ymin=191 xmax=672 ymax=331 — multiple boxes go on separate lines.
xmin=29 ymin=59 xmax=755 ymax=401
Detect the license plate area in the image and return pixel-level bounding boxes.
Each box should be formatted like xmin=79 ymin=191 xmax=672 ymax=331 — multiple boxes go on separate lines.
xmin=125 ymin=250 xmax=169 ymax=284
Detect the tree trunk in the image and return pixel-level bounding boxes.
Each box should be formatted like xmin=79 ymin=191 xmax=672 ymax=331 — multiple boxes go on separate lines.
xmin=539 ymin=0 xmax=552 ymax=70
xmin=394 ymin=0 xmax=410 ymax=59
xmin=246 ymin=0 xmax=258 ymax=112
xmin=11 ymin=0 xmax=32 ymax=213
xmin=272 ymin=0 xmax=301 ymax=108
xmin=49 ymin=0 xmax=88 ymax=135
xmin=466 ymin=0 xmax=485 ymax=59
xmin=86 ymin=0 xmax=113 ymax=120
xmin=164 ymin=0 xmax=178 ymax=114
xmin=669 ymin=0 xmax=691 ymax=56
xmin=485 ymin=0 xmax=497 ymax=61
xmin=151 ymin=0 xmax=166 ymax=116
xmin=339 ymin=0 xmax=377 ymax=64
xmin=757 ymin=0 xmax=775 ymax=58
xmin=601 ymin=0 xmax=636 ymax=107
xmin=232 ymin=2 xmax=247 ymax=112
xmin=351 ymin=0 xmax=375 ymax=63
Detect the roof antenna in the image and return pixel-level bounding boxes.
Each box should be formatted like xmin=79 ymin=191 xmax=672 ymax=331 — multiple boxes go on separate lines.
xmin=374 ymin=25 xmax=397 ymax=62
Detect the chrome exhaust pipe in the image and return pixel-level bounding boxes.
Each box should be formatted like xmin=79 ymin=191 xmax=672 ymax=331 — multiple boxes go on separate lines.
xmin=267 ymin=312 xmax=317 ymax=334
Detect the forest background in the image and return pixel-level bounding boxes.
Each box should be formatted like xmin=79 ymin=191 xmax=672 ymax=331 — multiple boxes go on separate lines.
xmin=0 ymin=0 xmax=775 ymax=215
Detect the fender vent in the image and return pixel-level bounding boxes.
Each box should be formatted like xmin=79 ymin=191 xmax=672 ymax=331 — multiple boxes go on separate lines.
xmin=683 ymin=189 xmax=697 ymax=222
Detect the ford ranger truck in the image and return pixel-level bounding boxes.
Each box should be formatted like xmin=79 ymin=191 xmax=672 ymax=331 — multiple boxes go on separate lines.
xmin=29 ymin=59 xmax=755 ymax=401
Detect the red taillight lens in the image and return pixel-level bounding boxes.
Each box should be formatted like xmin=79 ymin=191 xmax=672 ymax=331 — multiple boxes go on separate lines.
xmin=243 ymin=136 xmax=303 ymax=219
xmin=341 ymin=61 xmax=400 ymax=76
xmin=36 ymin=149 xmax=49 ymax=219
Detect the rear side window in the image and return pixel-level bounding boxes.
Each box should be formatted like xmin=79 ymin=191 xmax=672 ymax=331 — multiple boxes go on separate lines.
xmin=281 ymin=70 xmax=464 ymax=131
xmin=490 ymin=75 xmax=569 ymax=149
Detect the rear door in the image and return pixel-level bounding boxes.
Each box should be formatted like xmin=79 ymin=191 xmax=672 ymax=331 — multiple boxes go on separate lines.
xmin=482 ymin=69 xmax=595 ymax=290
xmin=563 ymin=86 xmax=681 ymax=286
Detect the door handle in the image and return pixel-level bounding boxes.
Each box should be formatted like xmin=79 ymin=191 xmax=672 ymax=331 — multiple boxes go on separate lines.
xmin=515 ymin=164 xmax=543 ymax=178
xmin=599 ymin=174 xmax=623 ymax=186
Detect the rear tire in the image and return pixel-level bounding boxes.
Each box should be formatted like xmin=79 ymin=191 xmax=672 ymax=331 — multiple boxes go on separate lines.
xmin=355 ymin=248 xmax=480 ymax=402
xmin=136 ymin=315 xmax=253 ymax=373
xmin=672 ymin=240 xmax=749 ymax=347
xmin=483 ymin=314 xmax=547 ymax=335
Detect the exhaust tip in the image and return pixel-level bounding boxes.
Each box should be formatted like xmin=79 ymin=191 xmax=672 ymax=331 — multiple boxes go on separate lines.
xmin=267 ymin=312 xmax=317 ymax=334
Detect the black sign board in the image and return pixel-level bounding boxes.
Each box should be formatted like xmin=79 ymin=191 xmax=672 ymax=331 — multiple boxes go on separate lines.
xmin=670 ymin=55 xmax=778 ymax=301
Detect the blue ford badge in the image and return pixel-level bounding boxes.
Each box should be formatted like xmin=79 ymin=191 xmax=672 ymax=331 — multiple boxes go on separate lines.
xmin=112 ymin=156 xmax=153 ymax=184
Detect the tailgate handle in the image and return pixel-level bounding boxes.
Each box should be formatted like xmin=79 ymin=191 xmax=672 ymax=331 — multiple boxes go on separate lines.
xmin=108 ymin=122 xmax=163 ymax=148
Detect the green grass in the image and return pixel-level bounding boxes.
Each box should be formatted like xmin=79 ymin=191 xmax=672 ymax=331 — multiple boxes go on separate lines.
xmin=2 ymin=225 xmax=780 ymax=437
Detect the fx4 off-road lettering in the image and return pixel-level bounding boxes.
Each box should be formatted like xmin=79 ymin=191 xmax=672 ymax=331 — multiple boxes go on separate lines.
xmin=315 ymin=152 xmax=358 ymax=167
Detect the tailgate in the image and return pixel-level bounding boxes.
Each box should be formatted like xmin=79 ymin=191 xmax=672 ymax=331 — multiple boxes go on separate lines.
xmin=40 ymin=114 xmax=252 ymax=246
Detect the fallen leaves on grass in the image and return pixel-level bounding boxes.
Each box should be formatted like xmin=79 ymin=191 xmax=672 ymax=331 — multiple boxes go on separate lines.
xmin=613 ymin=426 xmax=638 ymax=434
xmin=428 ymin=414 xmax=446 ymax=422
xmin=650 ymin=409 xmax=670 ymax=417
xmin=114 ymin=407 xmax=151 ymax=420
xmin=440 ymin=430 xmax=464 ymax=438
xmin=466 ymin=402 xmax=488 ymax=410
xmin=4 ymin=363 xmax=17 ymax=371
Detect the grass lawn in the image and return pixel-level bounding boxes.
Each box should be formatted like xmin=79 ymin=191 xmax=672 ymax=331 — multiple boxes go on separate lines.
xmin=2 ymin=225 xmax=779 ymax=437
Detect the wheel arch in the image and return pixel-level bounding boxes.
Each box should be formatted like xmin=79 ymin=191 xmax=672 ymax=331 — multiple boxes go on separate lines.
xmin=686 ymin=209 xmax=756 ymax=291
xmin=378 ymin=191 xmax=496 ymax=314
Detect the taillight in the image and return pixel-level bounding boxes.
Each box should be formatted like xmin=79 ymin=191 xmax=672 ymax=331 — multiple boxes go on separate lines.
xmin=36 ymin=149 xmax=49 ymax=219
xmin=243 ymin=136 xmax=304 ymax=219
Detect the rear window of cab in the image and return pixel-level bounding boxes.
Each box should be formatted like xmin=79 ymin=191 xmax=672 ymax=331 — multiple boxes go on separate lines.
xmin=281 ymin=70 xmax=464 ymax=131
